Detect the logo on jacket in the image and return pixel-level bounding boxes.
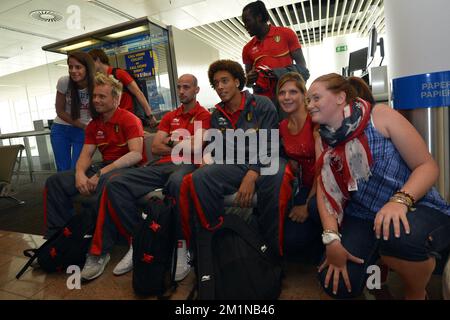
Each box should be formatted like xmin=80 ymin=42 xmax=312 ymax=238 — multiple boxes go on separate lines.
xmin=171 ymin=118 xmax=181 ymax=127
xmin=201 ymin=275 xmax=211 ymax=282
xmin=96 ymin=130 xmax=105 ymax=139
xmin=217 ymin=116 xmax=229 ymax=128
xmin=274 ymin=35 xmax=281 ymax=43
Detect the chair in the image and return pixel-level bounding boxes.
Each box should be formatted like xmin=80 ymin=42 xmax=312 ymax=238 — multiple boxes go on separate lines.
xmin=0 ymin=144 xmax=25 ymax=205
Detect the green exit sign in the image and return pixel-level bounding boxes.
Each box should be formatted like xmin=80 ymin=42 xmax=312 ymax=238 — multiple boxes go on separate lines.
xmin=336 ymin=45 xmax=348 ymax=52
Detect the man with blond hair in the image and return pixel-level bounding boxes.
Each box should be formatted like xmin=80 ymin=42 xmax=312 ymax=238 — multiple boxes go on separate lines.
xmin=44 ymin=73 xmax=146 ymax=240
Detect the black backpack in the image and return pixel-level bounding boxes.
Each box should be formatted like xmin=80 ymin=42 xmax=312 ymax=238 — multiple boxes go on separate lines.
xmin=16 ymin=211 xmax=94 ymax=279
xmin=112 ymin=67 xmax=152 ymax=127
xmin=194 ymin=214 xmax=282 ymax=300
xmin=132 ymin=196 xmax=178 ymax=297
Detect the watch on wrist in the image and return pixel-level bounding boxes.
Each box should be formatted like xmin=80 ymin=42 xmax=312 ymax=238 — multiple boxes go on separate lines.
xmin=322 ymin=230 xmax=341 ymax=245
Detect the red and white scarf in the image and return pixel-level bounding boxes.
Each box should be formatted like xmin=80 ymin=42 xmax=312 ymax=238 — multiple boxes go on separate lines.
xmin=316 ymin=98 xmax=373 ymax=224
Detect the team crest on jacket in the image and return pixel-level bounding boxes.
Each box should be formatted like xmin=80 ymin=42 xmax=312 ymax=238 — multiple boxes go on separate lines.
xmin=274 ymin=35 xmax=281 ymax=43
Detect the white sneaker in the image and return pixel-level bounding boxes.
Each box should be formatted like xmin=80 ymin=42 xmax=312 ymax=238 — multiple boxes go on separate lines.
xmin=81 ymin=253 xmax=110 ymax=281
xmin=113 ymin=245 xmax=133 ymax=276
xmin=174 ymin=240 xmax=191 ymax=282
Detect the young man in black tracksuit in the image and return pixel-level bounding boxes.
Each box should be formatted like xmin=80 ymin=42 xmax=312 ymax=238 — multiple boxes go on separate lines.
xmin=188 ymin=60 xmax=293 ymax=260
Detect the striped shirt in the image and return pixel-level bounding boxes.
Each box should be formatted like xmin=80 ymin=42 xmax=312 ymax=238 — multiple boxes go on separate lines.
xmin=345 ymin=117 xmax=450 ymax=220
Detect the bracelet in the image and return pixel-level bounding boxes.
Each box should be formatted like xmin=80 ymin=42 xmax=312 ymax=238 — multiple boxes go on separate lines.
xmin=323 ymin=229 xmax=342 ymax=237
xmin=395 ymin=190 xmax=416 ymax=204
xmin=389 ymin=195 xmax=416 ymax=211
xmin=390 ymin=194 xmax=413 ymax=207
xmin=167 ymin=139 xmax=174 ymax=148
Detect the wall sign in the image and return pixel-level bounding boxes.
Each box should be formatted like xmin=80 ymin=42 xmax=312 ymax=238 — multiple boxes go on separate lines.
xmin=392 ymin=70 xmax=450 ymax=110
xmin=124 ymin=50 xmax=155 ymax=78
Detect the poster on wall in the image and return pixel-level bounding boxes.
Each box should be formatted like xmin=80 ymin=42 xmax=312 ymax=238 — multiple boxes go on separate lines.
xmin=124 ymin=50 xmax=155 ymax=79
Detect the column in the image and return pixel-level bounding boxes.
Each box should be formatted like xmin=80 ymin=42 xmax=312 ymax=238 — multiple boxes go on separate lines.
xmin=385 ymin=0 xmax=450 ymax=200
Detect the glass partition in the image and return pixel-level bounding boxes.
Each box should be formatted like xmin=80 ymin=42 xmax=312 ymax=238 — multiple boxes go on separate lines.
xmin=42 ymin=17 xmax=178 ymax=119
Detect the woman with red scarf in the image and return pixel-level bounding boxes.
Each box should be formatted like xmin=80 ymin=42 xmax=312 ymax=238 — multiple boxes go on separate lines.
xmin=276 ymin=72 xmax=323 ymax=261
xmin=309 ymin=73 xmax=450 ymax=299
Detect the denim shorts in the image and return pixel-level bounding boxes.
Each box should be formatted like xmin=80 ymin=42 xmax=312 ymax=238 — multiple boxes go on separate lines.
xmin=379 ymin=205 xmax=450 ymax=261
xmin=316 ymin=204 xmax=450 ymax=299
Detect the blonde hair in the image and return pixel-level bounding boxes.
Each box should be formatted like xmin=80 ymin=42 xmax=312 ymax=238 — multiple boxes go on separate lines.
xmin=94 ymin=72 xmax=123 ymax=98
xmin=276 ymin=72 xmax=307 ymax=96
xmin=276 ymin=72 xmax=308 ymax=109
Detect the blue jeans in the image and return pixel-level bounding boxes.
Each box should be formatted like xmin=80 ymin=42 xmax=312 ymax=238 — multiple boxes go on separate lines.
xmin=283 ymin=186 xmax=323 ymax=263
xmin=50 ymin=123 xmax=85 ymax=172
xmin=316 ymin=204 xmax=450 ymax=299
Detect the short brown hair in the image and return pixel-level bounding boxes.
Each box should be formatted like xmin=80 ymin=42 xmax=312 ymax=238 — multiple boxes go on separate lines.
xmin=88 ymin=48 xmax=110 ymax=65
xmin=208 ymin=59 xmax=246 ymax=91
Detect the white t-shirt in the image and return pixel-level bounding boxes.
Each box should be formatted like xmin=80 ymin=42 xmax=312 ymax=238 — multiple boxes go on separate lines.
xmin=53 ymin=75 xmax=91 ymax=126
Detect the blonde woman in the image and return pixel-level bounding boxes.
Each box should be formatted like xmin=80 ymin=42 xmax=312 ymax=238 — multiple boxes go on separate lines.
xmin=276 ymin=72 xmax=322 ymax=260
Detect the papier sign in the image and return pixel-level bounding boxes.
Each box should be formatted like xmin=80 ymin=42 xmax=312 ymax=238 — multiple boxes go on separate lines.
xmin=392 ymin=70 xmax=450 ymax=110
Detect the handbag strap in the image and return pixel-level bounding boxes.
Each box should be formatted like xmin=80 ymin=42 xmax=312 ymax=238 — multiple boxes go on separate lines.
xmin=16 ymin=249 xmax=38 ymax=279
xmin=16 ymin=231 xmax=60 ymax=279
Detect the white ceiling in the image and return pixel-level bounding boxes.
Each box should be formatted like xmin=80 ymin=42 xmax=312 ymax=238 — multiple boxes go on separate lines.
xmin=0 ymin=0 xmax=384 ymax=77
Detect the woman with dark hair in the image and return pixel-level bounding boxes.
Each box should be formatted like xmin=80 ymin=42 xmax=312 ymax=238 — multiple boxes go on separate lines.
xmin=308 ymin=73 xmax=450 ymax=299
xmin=50 ymin=51 xmax=96 ymax=171
xmin=276 ymin=72 xmax=323 ymax=260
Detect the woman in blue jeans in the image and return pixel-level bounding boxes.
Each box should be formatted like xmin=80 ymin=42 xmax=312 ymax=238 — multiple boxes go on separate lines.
xmin=308 ymin=73 xmax=450 ymax=299
xmin=50 ymin=51 xmax=96 ymax=171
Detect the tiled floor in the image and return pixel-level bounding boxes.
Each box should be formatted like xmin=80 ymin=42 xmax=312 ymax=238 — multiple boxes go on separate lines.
xmin=0 ymin=230 xmax=444 ymax=300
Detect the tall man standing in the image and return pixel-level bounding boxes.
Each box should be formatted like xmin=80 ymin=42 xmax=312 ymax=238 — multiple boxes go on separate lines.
xmin=242 ymin=0 xmax=308 ymax=103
